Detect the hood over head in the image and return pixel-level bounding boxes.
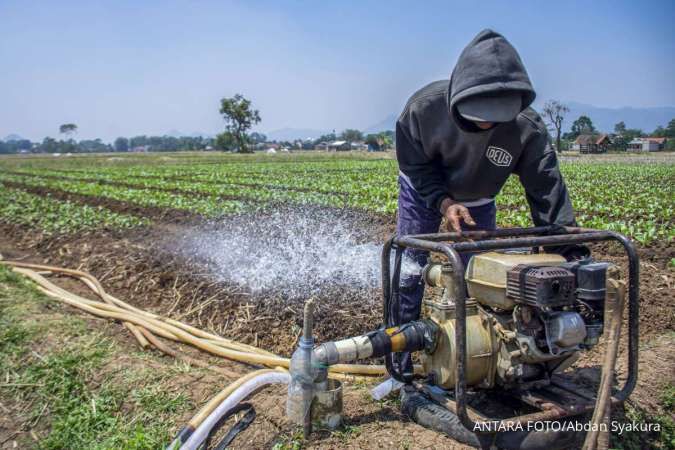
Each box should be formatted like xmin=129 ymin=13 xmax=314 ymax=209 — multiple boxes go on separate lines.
xmin=448 ymin=29 xmax=535 ymax=128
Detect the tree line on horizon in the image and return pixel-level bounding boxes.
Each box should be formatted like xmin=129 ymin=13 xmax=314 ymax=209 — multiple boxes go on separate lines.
xmin=542 ymin=100 xmax=675 ymax=151
xmin=0 ymin=129 xmax=395 ymax=155
xmin=1 ymin=96 xmax=673 ymax=154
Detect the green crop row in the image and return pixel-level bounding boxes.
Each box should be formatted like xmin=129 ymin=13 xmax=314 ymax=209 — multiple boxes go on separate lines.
xmin=0 ymin=186 xmax=148 ymax=234
xmin=0 ymin=174 xmax=248 ymax=217
xmin=4 ymin=155 xmax=673 ymax=244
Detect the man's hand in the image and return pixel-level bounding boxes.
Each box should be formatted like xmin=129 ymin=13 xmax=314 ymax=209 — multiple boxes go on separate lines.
xmin=439 ymin=197 xmax=476 ymax=232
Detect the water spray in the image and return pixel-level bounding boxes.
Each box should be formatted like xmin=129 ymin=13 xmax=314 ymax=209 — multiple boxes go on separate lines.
xmin=177 ymin=208 xmax=423 ymax=300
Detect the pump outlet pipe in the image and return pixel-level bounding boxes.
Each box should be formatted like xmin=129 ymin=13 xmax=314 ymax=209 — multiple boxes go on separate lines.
xmin=286 ymin=300 xmax=317 ymax=438
xmin=312 ymin=320 xmax=439 ymax=368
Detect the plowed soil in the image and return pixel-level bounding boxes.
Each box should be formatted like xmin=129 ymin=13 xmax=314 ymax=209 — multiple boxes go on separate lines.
xmin=0 ymin=201 xmax=673 ymax=449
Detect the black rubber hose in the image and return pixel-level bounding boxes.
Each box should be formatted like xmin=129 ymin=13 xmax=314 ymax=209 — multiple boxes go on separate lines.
xmin=400 ymin=386 xmax=579 ymax=450
xmin=385 ymin=245 xmax=406 ymax=383
xmin=199 ymin=403 xmax=255 ymax=450
xmin=213 ymin=406 xmax=256 ymax=450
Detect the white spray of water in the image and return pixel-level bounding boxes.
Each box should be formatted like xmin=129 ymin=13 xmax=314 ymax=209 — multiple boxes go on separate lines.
xmin=177 ymin=208 xmax=422 ymax=300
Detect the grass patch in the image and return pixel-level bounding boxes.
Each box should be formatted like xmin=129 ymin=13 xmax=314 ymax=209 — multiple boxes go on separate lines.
xmin=0 ymin=265 xmax=191 ymax=449
xmin=332 ymin=423 xmax=362 ymax=442
xmin=272 ymin=428 xmax=305 ymax=450
xmin=610 ymin=389 xmax=675 ymax=450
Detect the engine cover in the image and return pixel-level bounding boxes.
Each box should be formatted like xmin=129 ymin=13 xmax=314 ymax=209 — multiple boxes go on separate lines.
xmin=464 ymin=252 xmax=566 ymax=310
xmin=506 ymin=265 xmax=576 ymax=308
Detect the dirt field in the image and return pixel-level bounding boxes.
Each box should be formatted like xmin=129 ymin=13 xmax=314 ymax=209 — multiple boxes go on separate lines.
xmin=0 ymin=152 xmax=673 ymax=449
xmin=1 ymin=200 xmax=673 ymax=449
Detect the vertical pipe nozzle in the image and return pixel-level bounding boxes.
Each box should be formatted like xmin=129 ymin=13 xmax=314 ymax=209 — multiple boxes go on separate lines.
xmin=302 ymin=299 xmax=315 ymax=342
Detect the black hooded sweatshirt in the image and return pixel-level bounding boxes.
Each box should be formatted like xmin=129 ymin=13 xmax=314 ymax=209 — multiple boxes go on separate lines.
xmin=396 ymin=29 xmax=575 ymax=228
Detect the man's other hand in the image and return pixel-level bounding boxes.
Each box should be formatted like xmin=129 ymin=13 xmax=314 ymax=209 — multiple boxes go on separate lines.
xmin=439 ymin=198 xmax=476 ymax=232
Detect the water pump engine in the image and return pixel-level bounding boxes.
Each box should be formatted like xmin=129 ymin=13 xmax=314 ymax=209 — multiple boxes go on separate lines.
xmin=421 ymin=251 xmax=610 ymax=390
xmin=287 ymin=227 xmax=638 ymax=449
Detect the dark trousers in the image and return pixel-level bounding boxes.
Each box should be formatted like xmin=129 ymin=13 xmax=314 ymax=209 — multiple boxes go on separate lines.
xmin=395 ymin=176 xmax=497 ymax=325
xmin=394 ymin=177 xmax=496 ymax=379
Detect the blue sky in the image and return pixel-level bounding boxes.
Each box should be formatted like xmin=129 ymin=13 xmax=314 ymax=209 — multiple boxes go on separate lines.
xmin=1 ymin=0 xmax=673 ymax=141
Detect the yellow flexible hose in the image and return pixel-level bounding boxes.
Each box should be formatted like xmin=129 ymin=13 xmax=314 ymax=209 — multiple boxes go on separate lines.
xmin=10 ymin=261 xmax=274 ymax=356
xmin=2 ymin=259 xmax=427 ymax=439
xmin=2 ymin=261 xmax=389 ymax=377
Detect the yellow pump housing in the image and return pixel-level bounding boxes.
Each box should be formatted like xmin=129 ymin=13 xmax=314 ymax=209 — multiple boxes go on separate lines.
xmin=422 ymin=299 xmax=497 ymax=389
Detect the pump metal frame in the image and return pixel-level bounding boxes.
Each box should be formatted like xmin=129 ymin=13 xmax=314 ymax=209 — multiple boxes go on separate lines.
xmin=381 ymin=226 xmax=639 ymax=433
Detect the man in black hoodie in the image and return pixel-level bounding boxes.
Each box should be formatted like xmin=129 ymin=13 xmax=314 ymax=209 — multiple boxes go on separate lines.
xmin=395 ymin=29 xmax=584 ymax=357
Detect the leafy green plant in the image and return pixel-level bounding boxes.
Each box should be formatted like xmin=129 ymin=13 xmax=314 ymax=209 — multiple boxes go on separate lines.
xmin=2 ymin=156 xmax=673 ymax=243
xmin=0 ymin=187 xmax=148 ymax=234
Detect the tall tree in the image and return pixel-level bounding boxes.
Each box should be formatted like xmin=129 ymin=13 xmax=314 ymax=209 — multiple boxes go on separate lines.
xmin=218 ymin=94 xmax=261 ymax=153
xmin=365 ymin=131 xmax=394 ymax=151
xmin=364 ymin=134 xmax=381 ymax=151
xmin=666 ymin=119 xmax=675 ymax=138
xmin=651 ymin=126 xmax=666 ymax=137
xmin=649 ymin=119 xmax=675 ymax=139
xmin=568 ymin=115 xmax=596 ymax=139
xmin=41 ymin=137 xmax=59 ymax=153
xmin=612 ymin=122 xmax=642 ymax=150
xmin=215 ymin=131 xmax=237 ymax=151
xmin=315 ymin=133 xmax=336 ymax=144
xmin=113 ymin=137 xmax=129 ymax=152
xmin=340 ymin=129 xmax=363 ymax=143
xmin=614 ymin=121 xmax=627 ymax=135
xmin=542 ymin=100 xmax=569 ymax=153
xmin=59 ymin=123 xmax=77 ymax=139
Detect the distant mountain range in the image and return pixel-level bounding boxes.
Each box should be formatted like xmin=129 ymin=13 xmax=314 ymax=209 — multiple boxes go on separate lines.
xmin=265 ymin=128 xmax=331 ymax=141
xmin=556 ymin=102 xmax=675 ymax=133
xmin=363 ymin=103 xmax=675 ymax=134
xmin=363 ymin=113 xmax=398 ymax=134
xmin=263 ymin=118 xmax=398 ymax=141
xmin=164 ymin=130 xmax=214 ymax=139
xmin=262 ymin=103 xmax=674 ymax=142
xmin=4 ymin=103 xmax=673 ymax=144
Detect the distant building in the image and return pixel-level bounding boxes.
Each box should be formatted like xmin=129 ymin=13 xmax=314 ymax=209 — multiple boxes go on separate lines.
xmin=350 ymin=141 xmax=368 ymax=151
xmin=627 ymin=137 xmax=667 ymax=152
xmin=327 ymin=140 xmax=350 ymax=151
xmin=314 ymin=142 xmax=329 ymax=151
xmin=130 ymin=145 xmax=149 ymax=153
xmin=571 ymin=134 xmax=611 ymax=153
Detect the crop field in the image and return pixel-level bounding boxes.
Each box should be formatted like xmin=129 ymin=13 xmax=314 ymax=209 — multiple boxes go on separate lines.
xmin=0 ymin=151 xmax=673 ymax=448
xmin=0 ymin=152 xmax=672 ymax=243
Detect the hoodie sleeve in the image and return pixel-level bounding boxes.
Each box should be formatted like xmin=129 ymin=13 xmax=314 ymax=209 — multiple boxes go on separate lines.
xmin=515 ymin=131 xmax=575 ymax=227
xmin=396 ymin=108 xmax=449 ymax=211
